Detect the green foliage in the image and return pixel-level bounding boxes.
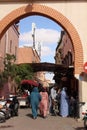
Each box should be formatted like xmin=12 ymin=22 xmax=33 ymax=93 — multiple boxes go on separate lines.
xmin=16 ymin=63 xmax=34 ymax=81
xmin=3 ymin=53 xmax=16 ymax=78
xmin=1 ymin=54 xmax=34 ymax=86
xmin=0 ymin=72 xmax=9 ymax=89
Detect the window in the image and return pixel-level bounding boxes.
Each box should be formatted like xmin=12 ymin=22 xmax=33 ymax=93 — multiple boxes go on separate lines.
xmin=10 ymin=40 xmax=12 ymax=53
xmin=68 ymin=52 xmax=72 ymax=65
xmin=15 ymin=46 xmax=17 ymax=58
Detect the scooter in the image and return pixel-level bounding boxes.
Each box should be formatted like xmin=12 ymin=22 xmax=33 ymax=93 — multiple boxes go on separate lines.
xmin=83 ymin=110 xmax=87 ymax=129
xmin=0 ymin=100 xmax=10 ymax=123
xmin=0 ymin=100 xmax=11 ymax=121
xmin=0 ymin=109 xmax=6 ymax=123
xmin=9 ymin=96 xmax=19 ymax=117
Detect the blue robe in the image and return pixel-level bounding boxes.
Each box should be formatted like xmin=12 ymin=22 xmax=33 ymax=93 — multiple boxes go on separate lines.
xmin=30 ymin=87 xmax=42 ymax=118
xmin=60 ymin=88 xmax=69 ymax=117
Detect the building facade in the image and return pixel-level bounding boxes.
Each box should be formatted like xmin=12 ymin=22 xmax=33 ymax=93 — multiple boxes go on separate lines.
xmin=55 ymin=30 xmax=74 ymax=66
xmin=0 ymin=24 xmax=19 ymax=71
xmin=18 ymin=46 xmax=40 ymax=64
xmin=0 ymin=24 xmax=19 ymax=98
xmin=55 ymin=30 xmax=78 ymax=101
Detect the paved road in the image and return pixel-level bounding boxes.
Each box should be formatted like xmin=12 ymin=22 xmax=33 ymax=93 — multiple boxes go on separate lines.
xmin=0 ymin=108 xmax=84 ymax=130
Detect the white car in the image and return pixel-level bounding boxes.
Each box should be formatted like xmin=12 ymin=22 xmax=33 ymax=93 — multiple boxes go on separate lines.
xmin=18 ymin=96 xmax=29 ymax=107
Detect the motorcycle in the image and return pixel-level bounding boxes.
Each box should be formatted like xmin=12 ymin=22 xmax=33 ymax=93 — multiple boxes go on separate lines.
xmin=0 ymin=100 xmax=11 ymax=121
xmin=83 ymin=110 xmax=87 ymax=129
xmin=8 ymin=96 xmax=19 ymax=117
xmin=0 ymin=104 xmax=6 ymax=123
xmin=0 ymin=96 xmax=19 ymax=122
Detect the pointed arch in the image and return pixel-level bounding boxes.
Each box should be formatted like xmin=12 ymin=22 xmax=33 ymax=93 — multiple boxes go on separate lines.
xmin=0 ymin=4 xmax=83 ymax=74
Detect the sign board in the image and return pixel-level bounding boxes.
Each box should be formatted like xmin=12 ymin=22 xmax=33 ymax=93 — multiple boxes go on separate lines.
xmin=83 ymin=62 xmax=87 ymax=73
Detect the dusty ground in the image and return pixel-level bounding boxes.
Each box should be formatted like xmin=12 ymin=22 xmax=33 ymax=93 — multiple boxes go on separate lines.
xmin=0 ymin=108 xmax=85 ymax=130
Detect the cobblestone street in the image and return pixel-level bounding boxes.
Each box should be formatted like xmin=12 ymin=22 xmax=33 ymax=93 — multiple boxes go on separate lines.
xmin=0 ymin=108 xmax=85 ymax=130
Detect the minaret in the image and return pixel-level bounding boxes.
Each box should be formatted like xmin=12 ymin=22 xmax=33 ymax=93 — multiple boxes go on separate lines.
xmin=32 ymin=23 xmax=36 ymax=49
xmin=38 ymin=41 xmax=41 ymax=58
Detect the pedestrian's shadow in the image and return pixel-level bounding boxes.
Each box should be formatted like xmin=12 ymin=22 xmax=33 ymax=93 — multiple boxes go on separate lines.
xmin=74 ymin=127 xmax=86 ymax=130
xmin=26 ymin=113 xmax=33 ymax=119
xmin=26 ymin=113 xmax=43 ymax=119
xmin=37 ymin=114 xmax=43 ymax=118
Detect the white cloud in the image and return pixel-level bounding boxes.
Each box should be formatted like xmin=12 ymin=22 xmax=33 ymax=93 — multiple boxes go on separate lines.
xmin=19 ymin=31 xmax=32 ymax=46
xmin=19 ymin=28 xmax=60 ymax=46
xmin=35 ymin=28 xmax=60 ymax=45
xmin=41 ymin=46 xmax=54 ymax=57
xmin=19 ymin=28 xmax=60 ymax=62
xmin=45 ymin=73 xmax=55 ymax=83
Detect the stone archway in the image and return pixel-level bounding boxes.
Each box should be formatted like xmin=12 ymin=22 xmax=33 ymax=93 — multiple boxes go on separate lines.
xmin=0 ymin=4 xmax=83 ymax=74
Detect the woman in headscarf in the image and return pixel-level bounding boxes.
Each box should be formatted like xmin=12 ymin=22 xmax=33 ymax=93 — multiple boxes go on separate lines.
xmin=30 ymin=87 xmax=42 ymax=119
xmin=39 ymin=87 xmax=49 ymax=118
xmin=60 ymin=87 xmax=69 ymax=117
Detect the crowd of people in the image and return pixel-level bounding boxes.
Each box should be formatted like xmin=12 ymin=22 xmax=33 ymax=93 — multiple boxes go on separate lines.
xmin=28 ymin=83 xmax=78 ymax=119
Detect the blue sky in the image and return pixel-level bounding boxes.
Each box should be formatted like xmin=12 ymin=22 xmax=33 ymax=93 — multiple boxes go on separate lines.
xmin=19 ymin=15 xmax=62 ymax=82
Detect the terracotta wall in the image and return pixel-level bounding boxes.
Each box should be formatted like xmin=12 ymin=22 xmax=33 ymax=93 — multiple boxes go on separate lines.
xmin=0 ymin=24 xmax=19 ymax=71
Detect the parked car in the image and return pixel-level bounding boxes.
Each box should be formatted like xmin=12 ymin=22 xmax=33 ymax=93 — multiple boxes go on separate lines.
xmin=18 ymin=91 xmax=29 ymax=108
xmin=18 ymin=79 xmax=39 ymax=108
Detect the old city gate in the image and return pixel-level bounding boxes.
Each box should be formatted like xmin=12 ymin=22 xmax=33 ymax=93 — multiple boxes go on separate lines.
xmin=0 ymin=0 xmax=87 ymax=118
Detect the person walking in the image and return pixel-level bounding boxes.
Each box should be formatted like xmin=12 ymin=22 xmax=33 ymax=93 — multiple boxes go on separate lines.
xmin=39 ymin=87 xmax=49 ymax=118
xmin=56 ymin=88 xmax=61 ymax=115
xmin=30 ymin=87 xmax=42 ymax=119
xmin=49 ymin=84 xmax=58 ymax=115
xmin=60 ymin=87 xmax=69 ymax=117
